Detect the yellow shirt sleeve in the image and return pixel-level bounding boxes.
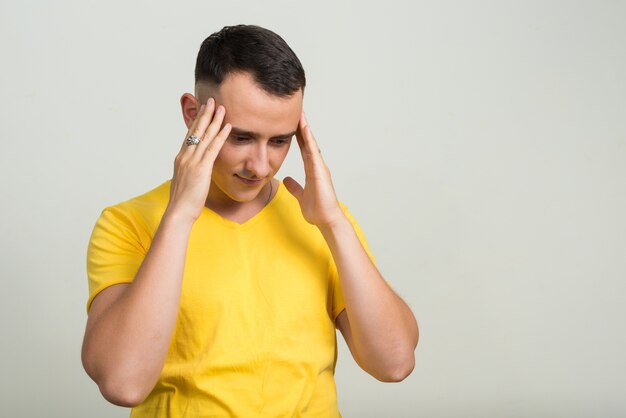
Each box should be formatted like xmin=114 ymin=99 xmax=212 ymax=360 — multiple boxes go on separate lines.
xmin=85 ymin=206 xmax=147 ymax=312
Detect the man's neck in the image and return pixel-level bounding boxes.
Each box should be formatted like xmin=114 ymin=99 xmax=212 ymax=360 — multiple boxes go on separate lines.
xmin=205 ymin=179 xmax=275 ymax=224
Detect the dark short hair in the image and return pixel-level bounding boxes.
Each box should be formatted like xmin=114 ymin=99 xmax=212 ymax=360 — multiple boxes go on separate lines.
xmin=195 ymin=25 xmax=306 ymax=97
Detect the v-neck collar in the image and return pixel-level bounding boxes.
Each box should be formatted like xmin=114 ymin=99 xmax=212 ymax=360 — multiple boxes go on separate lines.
xmin=198 ymin=181 xmax=286 ymax=230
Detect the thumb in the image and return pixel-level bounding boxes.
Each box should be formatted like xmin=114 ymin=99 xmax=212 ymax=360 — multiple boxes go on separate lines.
xmin=283 ymin=176 xmax=304 ymax=202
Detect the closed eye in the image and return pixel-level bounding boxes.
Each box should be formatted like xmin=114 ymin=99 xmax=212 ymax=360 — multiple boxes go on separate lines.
xmin=271 ymin=137 xmax=292 ymax=146
xmin=230 ymin=134 xmax=252 ymax=143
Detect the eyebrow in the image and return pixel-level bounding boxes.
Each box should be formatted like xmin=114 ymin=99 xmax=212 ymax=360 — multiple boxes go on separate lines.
xmin=230 ymin=126 xmax=297 ymax=140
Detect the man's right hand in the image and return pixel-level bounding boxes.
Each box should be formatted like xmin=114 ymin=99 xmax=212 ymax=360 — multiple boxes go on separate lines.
xmin=167 ymin=97 xmax=231 ymax=224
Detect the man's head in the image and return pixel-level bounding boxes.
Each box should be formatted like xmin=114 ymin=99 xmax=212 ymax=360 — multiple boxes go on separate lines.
xmin=181 ymin=25 xmax=306 ymax=210
xmin=194 ymin=24 xmax=306 ymax=99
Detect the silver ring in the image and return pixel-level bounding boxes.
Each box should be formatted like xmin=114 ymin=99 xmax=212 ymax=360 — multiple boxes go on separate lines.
xmin=186 ymin=135 xmax=200 ymax=146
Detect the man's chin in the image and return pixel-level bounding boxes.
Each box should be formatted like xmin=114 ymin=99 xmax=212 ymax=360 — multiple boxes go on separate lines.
xmin=226 ymin=181 xmax=267 ymax=203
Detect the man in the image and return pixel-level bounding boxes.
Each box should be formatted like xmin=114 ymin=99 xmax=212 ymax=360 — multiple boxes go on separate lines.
xmin=82 ymin=25 xmax=418 ymax=417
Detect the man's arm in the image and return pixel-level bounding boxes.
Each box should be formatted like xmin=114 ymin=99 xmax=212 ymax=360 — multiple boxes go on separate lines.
xmin=283 ymin=113 xmax=418 ymax=382
xmin=323 ymin=222 xmax=418 ymax=382
xmin=82 ymin=214 xmax=194 ymax=406
xmin=81 ymin=98 xmax=232 ymax=406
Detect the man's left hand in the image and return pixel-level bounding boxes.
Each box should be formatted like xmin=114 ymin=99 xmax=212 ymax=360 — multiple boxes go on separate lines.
xmin=284 ymin=112 xmax=345 ymax=228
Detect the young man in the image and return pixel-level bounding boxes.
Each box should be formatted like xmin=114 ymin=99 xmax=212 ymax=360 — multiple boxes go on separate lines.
xmin=82 ymin=25 xmax=418 ymax=417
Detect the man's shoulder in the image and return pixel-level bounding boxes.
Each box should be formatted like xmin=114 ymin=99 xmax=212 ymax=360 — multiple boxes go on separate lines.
xmin=99 ymin=180 xmax=170 ymax=225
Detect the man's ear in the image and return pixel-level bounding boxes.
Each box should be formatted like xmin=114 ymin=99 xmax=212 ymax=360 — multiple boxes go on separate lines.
xmin=180 ymin=93 xmax=200 ymax=129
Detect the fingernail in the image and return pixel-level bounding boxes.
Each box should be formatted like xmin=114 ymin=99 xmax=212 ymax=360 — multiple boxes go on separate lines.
xmin=199 ymin=104 xmax=206 ymax=112
xmin=207 ymin=97 xmax=214 ymax=105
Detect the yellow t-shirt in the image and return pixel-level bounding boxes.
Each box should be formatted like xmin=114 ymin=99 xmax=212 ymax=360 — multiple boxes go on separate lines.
xmin=86 ymin=180 xmax=374 ymax=417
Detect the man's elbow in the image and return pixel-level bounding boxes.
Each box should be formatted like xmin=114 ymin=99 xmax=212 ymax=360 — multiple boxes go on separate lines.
xmin=98 ymin=378 xmax=150 ymax=407
xmin=376 ymin=355 xmax=415 ymax=382
xmin=82 ymin=349 xmax=151 ymax=407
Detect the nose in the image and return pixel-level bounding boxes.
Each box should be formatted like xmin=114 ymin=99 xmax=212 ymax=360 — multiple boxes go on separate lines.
xmin=243 ymin=143 xmax=271 ymax=179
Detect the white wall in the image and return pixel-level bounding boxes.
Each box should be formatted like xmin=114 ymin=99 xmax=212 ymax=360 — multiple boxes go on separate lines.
xmin=1 ymin=1 xmax=625 ymax=416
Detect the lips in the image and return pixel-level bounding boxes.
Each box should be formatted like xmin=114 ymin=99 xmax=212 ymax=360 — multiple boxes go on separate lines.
xmin=234 ymin=174 xmax=263 ymax=185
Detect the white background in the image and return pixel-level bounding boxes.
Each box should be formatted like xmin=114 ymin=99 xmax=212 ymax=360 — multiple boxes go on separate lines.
xmin=1 ymin=1 xmax=625 ymax=417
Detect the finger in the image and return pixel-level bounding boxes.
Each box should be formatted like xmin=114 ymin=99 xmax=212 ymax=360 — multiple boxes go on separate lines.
xmin=179 ymin=104 xmax=204 ymax=153
xmin=297 ymin=113 xmax=327 ymax=176
xmin=202 ymin=122 xmax=232 ymax=161
xmin=295 ymin=113 xmax=310 ymax=163
xmin=202 ymin=104 xmax=226 ymax=145
xmin=189 ymin=97 xmax=217 ymax=140
xmin=301 ymin=113 xmax=324 ymax=156
xmin=179 ymin=98 xmax=216 ymax=153
xmin=191 ymin=104 xmax=226 ymax=161
xmin=283 ymin=176 xmax=304 ymax=202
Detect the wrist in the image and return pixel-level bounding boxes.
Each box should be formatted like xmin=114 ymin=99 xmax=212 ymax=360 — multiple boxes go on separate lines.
xmin=317 ymin=211 xmax=351 ymax=237
xmin=161 ymin=206 xmax=197 ymax=232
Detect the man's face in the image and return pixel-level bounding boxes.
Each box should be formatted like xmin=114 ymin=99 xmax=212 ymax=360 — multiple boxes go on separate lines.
xmin=199 ymin=72 xmax=303 ymax=207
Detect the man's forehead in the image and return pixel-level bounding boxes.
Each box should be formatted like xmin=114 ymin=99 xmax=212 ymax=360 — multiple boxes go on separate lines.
xmin=195 ymin=75 xmax=302 ymax=139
